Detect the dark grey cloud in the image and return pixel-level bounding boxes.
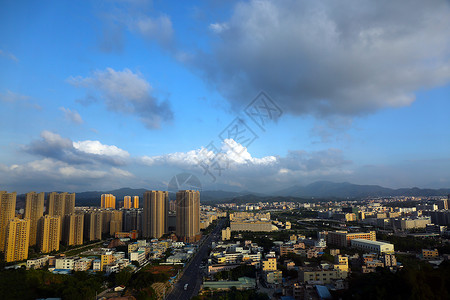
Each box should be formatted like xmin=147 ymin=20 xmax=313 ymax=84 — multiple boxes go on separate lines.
xmin=24 ymin=131 xmax=130 ymax=166
xmin=191 ymin=0 xmax=450 ymax=118
xmin=68 ymin=68 xmax=173 ymax=129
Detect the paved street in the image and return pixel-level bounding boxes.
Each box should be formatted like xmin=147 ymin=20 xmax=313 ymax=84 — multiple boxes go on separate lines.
xmin=166 ymin=218 xmax=226 ymax=300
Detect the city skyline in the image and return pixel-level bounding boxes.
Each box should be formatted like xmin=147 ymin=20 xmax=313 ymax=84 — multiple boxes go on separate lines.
xmin=0 ymin=188 xmax=203 ymax=263
xmin=1 ymin=0 xmax=450 ymax=194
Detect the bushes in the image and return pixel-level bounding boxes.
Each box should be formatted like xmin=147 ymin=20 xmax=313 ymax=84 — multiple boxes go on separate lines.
xmin=0 ymin=269 xmax=103 ymax=300
xmin=343 ymin=261 xmax=450 ymax=300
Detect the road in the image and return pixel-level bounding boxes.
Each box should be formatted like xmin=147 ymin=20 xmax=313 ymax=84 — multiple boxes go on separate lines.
xmin=166 ymin=218 xmax=226 ymax=300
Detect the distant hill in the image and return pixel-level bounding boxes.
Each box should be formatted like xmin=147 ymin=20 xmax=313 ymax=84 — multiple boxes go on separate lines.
xmin=14 ymin=181 xmax=450 ymax=209
xmin=201 ymin=194 xmax=318 ymax=205
xmin=274 ymin=181 xmax=450 ymax=198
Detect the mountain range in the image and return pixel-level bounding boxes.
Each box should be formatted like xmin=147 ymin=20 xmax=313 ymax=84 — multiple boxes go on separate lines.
xmin=274 ymin=181 xmax=450 ymax=198
xmin=15 ymin=181 xmax=450 ymax=209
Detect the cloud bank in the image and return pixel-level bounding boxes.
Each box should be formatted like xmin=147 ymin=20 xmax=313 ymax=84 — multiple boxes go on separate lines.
xmin=141 ymin=138 xmax=352 ymax=187
xmin=0 ymin=131 xmax=134 ymax=193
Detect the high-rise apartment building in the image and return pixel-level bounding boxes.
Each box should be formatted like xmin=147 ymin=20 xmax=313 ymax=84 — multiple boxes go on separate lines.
xmin=100 ymin=210 xmax=123 ymax=236
xmin=101 ymin=210 xmax=112 ymax=234
xmin=5 ymin=218 xmax=30 ymax=262
xmin=101 ymin=194 xmax=116 ymax=209
xmin=176 ymin=190 xmax=200 ymax=243
xmin=124 ymin=196 xmax=132 ymax=209
xmin=64 ymin=213 xmax=84 ymax=246
xmin=123 ymin=208 xmax=142 ymax=233
xmin=64 ymin=193 xmax=76 ymax=215
xmin=38 ymin=215 xmax=61 ymax=253
xmin=0 ymin=191 xmax=17 ymax=252
xmin=25 ymin=191 xmax=45 ymax=246
xmin=84 ymin=211 xmax=102 ymax=241
xmin=133 ymin=196 xmax=139 ymax=208
xmin=48 ymin=192 xmax=75 ymax=216
xmin=143 ymin=191 xmax=169 ymax=239
xmin=109 ymin=210 xmax=123 ymax=236
xmin=48 ymin=192 xmax=75 ymax=241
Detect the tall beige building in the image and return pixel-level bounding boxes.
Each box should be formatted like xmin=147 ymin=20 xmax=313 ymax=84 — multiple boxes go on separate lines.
xmin=124 ymin=196 xmax=132 ymax=209
xmin=5 ymin=218 xmax=30 ymax=262
xmin=133 ymin=196 xmax=139 ymax=208
xmin=143 ymin=191 xmax=168 ymax=239
xmin=25 ymin=192 xmax=45 ymax=246
xmin=176 ymin=190 xmax=200 ymax=243
xmin=100 ymin=210 xmax=123 ymax=236
xmin=101 ymin=210 xmax=113 ymax=234
xmin=64 ymin=213 xmax=84 ymax=246
xmin=0 ymin=191 xmax=17 ymax=252
xmin=84 ymin=211 xmax=102 ymax=241
xmin=38 ymin=215 xmax=61 ymax=253
xmin=109 ymin=210 xmax=123 ymax=236
xmin=101 ymin=194 xmax=116 ymax=209
xmin=48 ymin=192 xmax=75 ymax=241
xmin=48 ymin=192 xmax=75 ymax=216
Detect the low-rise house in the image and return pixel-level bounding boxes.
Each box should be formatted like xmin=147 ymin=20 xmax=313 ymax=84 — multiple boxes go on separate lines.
xmin=299 ymin=267 xmax=348 ymax=284
xmin=92 ymin=259 xmax=101 ymax=271
xmin=422 ymin=249 xmax=439 ymax=260
xmin=351 ymin=239 xmax=394 ymax=254
xmin=74 ymin=257 xmax=93 ymax=271
xmin=27 ymin=256 xmax=52 ymax=270
xmin=208 ymin=264 xmax=241 ymax=275
xmin=105 ymin=264 xmax=120 ymax=275
xmin=55 ymin=257 xmax=76 ymax=270
xmin=202 ymin=277 xmax=256 ymax=291
xmin=265 ymin=270 xmax=283 ymax=286
xmin=130 ymin=250 xmax=146 ymax=265
xmin=166 ymin=252 xmax=190 ymax=264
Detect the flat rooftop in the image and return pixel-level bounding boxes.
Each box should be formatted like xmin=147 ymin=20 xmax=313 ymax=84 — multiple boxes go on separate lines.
xmin=352 ymin=239 xmax=393 ymax=246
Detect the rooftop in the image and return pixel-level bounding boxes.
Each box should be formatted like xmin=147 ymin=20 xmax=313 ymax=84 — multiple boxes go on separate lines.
xmin=351 ymin=239 xmax=393 ymax=246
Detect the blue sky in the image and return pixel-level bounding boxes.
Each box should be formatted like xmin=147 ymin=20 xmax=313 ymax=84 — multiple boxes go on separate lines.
xmin=1 ymin=0 xmax=450 ymax=194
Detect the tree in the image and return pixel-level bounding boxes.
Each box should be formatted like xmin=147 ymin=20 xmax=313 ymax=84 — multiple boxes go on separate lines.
xmin=116 ymin=268 xmax=133 ymax=286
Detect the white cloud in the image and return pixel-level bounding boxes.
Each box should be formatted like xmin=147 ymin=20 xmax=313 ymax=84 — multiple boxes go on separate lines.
xmin=73 ymin=140 xmax=129 ymax=159
xmin=60 ymin=107 xmax=83 ymax=124
xmin=209 ymin=22 xmax=229 ymax=34
xmin=141 ymin=138 xmax=278 ymax=169
xmin=68 ymin=68 xmax=173 ymax=129
xmin=140 ymin=138 xmax=350 ymax=183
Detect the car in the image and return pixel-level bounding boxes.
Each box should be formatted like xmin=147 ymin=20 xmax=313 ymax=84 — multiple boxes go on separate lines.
xmin=184 ymin=284 xmax=189 ymax=291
